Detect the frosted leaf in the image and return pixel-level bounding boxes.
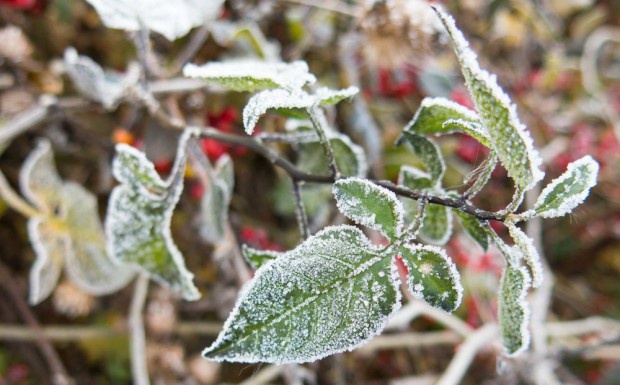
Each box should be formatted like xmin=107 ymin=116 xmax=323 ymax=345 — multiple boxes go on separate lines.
xmin=398 ymin=244 xmax=462 ymax=312
xmin=507 ymin=223 xmax=543 ymax=289
xmin=203 ymin=225 xmax=402 ymax=363
xmin=242 ymin=87 xmax=358 ymax=135
xmin=434 ymin=8 xmax=544 ymax=191
xmin=463 ymin=152 xmax=498 ymax=198
xmin=404 ymin=97 xmax=491 ymax=146
xmin=333 ymin=178 xmax=404 ymax=241
xmin=84 ymin=0 xmax=224 ymax=41
xmin=523 ymin=156 xmax=599 ymax=219
xmin=106 ymin=128 xmax=200 ymax=300
xmin=28 ymin=218 xmax=64 ymax=305
xmin=183 ymin=60 xmax=315 ymax=92
xmin=20 ymin=141 xmax=135 ymax=304
xmin=313 ymin=86 xmax=359 ymax=105
xmin=398 ymin=166 xmax=452 ymax=245
xmin=63 ymin=48 xmax=139 ymax=109
xmin=455 ymin=211 xmax=489 ymax=251
xmin=398 ymin=132 xmax=445 ymax=185
xmin=241 ymin=244 xmax=285 ymax=269
xmin=297 ymin=132 xmax=368 ymax=178
xmin=243 ymin=89 xmax=313 ymax=135
xmin=200 ymin=155 xmax=234 ymax=244
xmin=498 ymin=263 xmax=531 ymax=356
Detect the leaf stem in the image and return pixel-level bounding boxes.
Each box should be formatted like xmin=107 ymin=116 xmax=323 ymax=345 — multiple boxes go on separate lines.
xmin=291 ymin=179 xmax=310 ymax=239
xmin=0 ymin=171 xmax=40 ymax=218
xmin=129 ymin=272 xmax=150 ymax=385
xmin=306 ymin=106 xmax=341 ymax=179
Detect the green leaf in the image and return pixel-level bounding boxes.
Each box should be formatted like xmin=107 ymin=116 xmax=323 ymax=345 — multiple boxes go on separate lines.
xmin=398 ymin=166 xmax=452 ymax=245
xmin=506 ymin=223 xmax=543 ymax=288
xmin=106 ymin=129 xmax=200 ymax=301
xmin=455 ymin=211 xmax=489 ymax=251
xmin=498 ymin=263 xmax=531 ymax=356
xmin=524 ymin=155 xmax=599 ymax=219
xmin=332 ymin=178 xmax=404 ymax=241
xmin=297 ymin=133 xmax=367 ymax=178
xmin=241 ymin=244 xmax=284 ymax=269
xmin=183 ymin=60 xmax=316 ymax=92
xmin=242 ymin=87 xmax=358 ymax=135
xmin=434 ymin=8 xmax=544 ymax=191
xmin=398 ymin=132 xmax=445 ymax=185
xmin=398 ymin=244 xmax=462 ymax=312
xmin=20 ymin=141 xmax=135 ymax=305
xmin=200 ymin=155 xmax=234 ymax=244
xmin=404 ymin=97 xmax=492 ymax=146
xmin=203 ymin=225 xmax=401 ymax=363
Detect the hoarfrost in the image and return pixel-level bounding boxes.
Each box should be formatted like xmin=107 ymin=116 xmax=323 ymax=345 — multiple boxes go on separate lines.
xmin=203 ymin=225 xmax=402 ymax=363
xmin=19 ymin=141 xmax=135 ymax=305
xmin=333 ymin=178 xmax=404 ymax=241
xmin=63 ymin=48 xmax=139 ymax=109
xmin=105 ymin=128 xmax=200 ymax=300
xmin=85 ymin=0 xmax=224 ymax=41
xmin=183 ymin=60 xmax=316 ymax=92
xmin=433 ymin=7 xmax=544 ymax=191
xmin=524 ymin=155 xmax=599 ymax=219
xmin=398 ymin=244 xmax=462 ymax=312
xmin=498 ymin=263 xmax=531 ymax=356
xmin=507 ymin=223 xmax=543 ymax=288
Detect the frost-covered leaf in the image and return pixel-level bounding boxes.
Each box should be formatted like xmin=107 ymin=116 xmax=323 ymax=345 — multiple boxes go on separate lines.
xmin=298 ymin=133 xmax=367 ymax=178
xmin=398 ymin=166 xmax=452 ymax=245
xmin=183 ymin=60 xmax=315 ymax=92
xmin=64 ymin=48 xmax=139 ymax=109
xmin=19 ymin=141 xmax=135 ymax=305
xmin=242 ymin=87 xmax=358 ymax=135
xmin=455 ymin=211 xmax=489 ymax=251
xmin=398 ymin=132 xmax=445 ymax=185
xmin=506 ymin=223 xmax=543 ymax=288
xmin=85 ymin=0 xmax=224 ymax=40
xmin=404 ymin=97 xmax=492 ymax=146
xmin=106 ymin=129 xmax=200 ymax=300
xmin=524 ymin=156 xmax=599 ymax=219
xmin=434 ymin=8 xmax=544 ymax=191
xmin=333 ymin=178 xmax=404 ymax=241
xmin=241 ymin=244 xmax=284 ymax=269
xmin=200 ymin=155 xmax=234 ymax=244
xmin=203 ymin=225 xmax=401 ymax=363
xmin=498 ymin=263 xmax=531 ymax=356
xmin=398 ymin=244 xmax=462 ymax=312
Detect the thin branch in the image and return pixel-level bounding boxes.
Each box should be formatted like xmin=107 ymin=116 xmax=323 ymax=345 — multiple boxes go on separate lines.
xmin=168 ymin=24 xmax=211 ymax=75
xmin=0 ymin=321 xmax=223 ymax=342
xmin=306 ymin=106 xmax=340 ymax=179
xmin=0 ymin=262 xmax=73 ymax=385
xmin=292 ymin=179 xmax=310 ymax=239
xmin=129 ymin=272 xmax=150 ymax=385
xmin=356 ymin=331 xmax=461 ymax=354
xmin=434 ymin=323 xmax=498 ymax=385
xmin=387 ymin=300 xmax=474 ymax=338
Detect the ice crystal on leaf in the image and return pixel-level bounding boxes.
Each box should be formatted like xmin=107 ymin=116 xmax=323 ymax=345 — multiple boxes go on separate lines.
xmin=507 ymin=223 xmax=543 ymax=288
xmin=499 ymin=262 xmax=531 ymax=356
xmin=106 ymin=129 xmax=200 ymax=301
xmin=183 ymin=60 xmax=316 ymax=92
xmin=333 ymin=178 xmax=404 ymax=241
xmin=64 ymin=48 xmax=139 ymax=110
xmin=206 ymin=181 xmax=463 ymax=363
xmin=433 ymin=7 xmax=544 ymax=191
xmin=84 ymin=0 xmax=224 ymax=41
xmin=398 ymin=244 xmax=462 ymax=312
xmin=523 ymin=155 xmax=599 ymax=219
xmin=17 ymin=141 xmax=135 ymax=305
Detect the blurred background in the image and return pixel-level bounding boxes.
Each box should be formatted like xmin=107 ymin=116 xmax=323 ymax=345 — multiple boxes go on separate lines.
xmin=0 ymin=0 xmax=619 ymax=384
